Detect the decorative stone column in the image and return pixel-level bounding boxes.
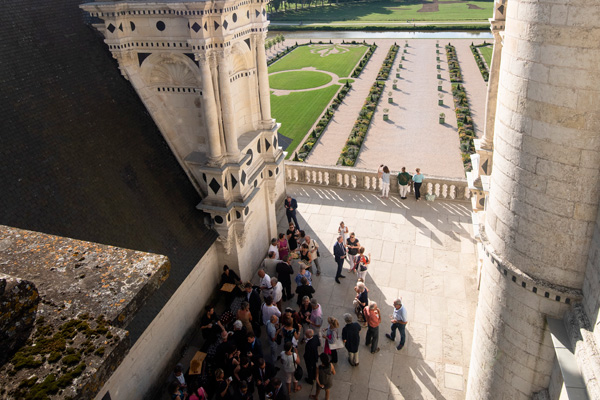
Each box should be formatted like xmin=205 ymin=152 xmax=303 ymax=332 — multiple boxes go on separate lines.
xmin=255 ymin=34 xmax=273 ymax=125
xmin=198 ymin=53 xmax=223 ymax=164
xmin=466 ymin=0 xmax=600 ymax=398
xmin=218 ymin=50 xmax=239 ymax=158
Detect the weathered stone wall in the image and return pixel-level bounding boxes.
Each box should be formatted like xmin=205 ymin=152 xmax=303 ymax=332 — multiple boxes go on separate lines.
xmin=467 ymin=0 xmax=600 ymax=398
xmin=0 ymin=274 xmax=39 ymax=364
xmin=583 ymin=204 xmax=600 ymax=345
xmin=94 ymin=243 xmax=220 ymax=400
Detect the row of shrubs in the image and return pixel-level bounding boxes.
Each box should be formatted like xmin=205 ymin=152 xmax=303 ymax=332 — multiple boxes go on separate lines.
xmin=446 ymin=44 xmax=476 ymax=172
xmin=470 ymin=42 xmax=490 ymax=82
xmin=294 ymin=81 xmax=353 ymax=161
xmin=351 ymin=43 xmax=378 ymax=78
xmin=376 ymin=43 xmax=400 ymax=80
xmin=445 ymin=44 xmax=463 ymax=83
xmin=336 ymin=44 xmax=399 ymax=166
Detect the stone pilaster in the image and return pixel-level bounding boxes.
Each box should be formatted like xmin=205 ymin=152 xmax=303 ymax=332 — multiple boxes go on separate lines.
xmin=480 ymin=0 xmax=506 ymax=150
xmin=256 ymin=34 xmax=273 ymax=125
xmin=199 ymin=53 xmax=223 ymax=164
xmin=218 ymin=50 xmax=239 ymax=159
xmin=466 ymin=0 xmax=600 ymax=398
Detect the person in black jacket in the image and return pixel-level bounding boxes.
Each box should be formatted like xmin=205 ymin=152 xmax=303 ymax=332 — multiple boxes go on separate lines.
xmin=341 ymin=313 xmax=361 ymax=367
xmin=253 ymin=358 xmax=276 ymax=400
xmin=295 ymin=277 xmax=315 ymax=307
xmin=284 ymin=195 xmax=300 ymax=230
xmin=303 ymin=329 xmax=321 ymax=385
xmin=267 ymin=377 xmax=289 ymax=400
xmin=244 ymin=282 xmax=262 ymax=331
xmin=276 ymin=255 xmax=294 ymax=301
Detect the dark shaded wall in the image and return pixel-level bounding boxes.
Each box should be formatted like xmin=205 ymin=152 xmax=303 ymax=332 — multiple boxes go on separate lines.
xmin=0 ymin=0 xmax=217 ymax=341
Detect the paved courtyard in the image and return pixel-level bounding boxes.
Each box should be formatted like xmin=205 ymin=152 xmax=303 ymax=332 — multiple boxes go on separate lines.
xmin=277 ymin=184 xmax=479 ymax=399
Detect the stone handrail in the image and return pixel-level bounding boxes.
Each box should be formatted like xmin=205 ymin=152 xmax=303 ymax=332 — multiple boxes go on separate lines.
xmin=284 ymin=161 xmax=471 ymax=202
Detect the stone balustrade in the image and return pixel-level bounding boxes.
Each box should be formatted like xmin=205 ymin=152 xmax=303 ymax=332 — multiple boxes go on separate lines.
xmin=285 ymin=161 xmax=470 ymax=202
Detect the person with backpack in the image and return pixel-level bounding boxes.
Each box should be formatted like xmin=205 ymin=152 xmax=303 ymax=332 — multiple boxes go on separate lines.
xmin=397 ymin=167 xmax=412 ymax=200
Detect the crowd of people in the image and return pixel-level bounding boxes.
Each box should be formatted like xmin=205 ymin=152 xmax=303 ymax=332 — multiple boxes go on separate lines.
xmin=167 ymin=195 xmax=408 ymax=400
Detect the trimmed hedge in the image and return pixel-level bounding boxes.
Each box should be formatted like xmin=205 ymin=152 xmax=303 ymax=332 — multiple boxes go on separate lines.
xmin=446 ymin=44 xmax=475 ymax=172
xmin=294 ymin=81 xmax=353 ymax=161
xmin=470 ymin=42 xmax=490 ymax=82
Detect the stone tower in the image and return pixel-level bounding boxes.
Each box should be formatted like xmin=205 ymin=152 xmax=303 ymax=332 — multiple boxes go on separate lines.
xmin=466 ymin=0 xmax=600 ymax=398
xmin=81 ymin=0 xmax=286 ymax=278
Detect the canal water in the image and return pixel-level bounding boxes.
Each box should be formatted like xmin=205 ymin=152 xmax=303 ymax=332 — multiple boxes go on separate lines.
xmin=268 ymin=30 xmax=493 ymax=40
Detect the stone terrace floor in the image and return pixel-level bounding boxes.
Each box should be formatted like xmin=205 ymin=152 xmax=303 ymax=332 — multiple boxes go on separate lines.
xmin=277 ymin=183 xmax=479 ymax=400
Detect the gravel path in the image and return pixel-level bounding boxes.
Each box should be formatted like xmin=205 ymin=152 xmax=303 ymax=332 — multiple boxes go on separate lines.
xmin=354 ymin=39 xmax=466 ymax=179
xmin=306 ymin=40 xmax=393 ymax=165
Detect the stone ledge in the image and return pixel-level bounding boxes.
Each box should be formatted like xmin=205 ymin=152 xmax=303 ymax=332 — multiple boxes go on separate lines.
xmin=0 ymin=225 xmax=170 ymax=400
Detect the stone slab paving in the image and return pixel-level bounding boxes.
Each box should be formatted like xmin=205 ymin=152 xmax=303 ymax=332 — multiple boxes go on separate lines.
xmin=354 ymin=39 xmax=466 ymax=179
xmin=306 ymin=41 xmax=392 ymax=166
xmin=453 ymin=40 xmax=489 ymax=138
xmin=273 ymin=184 xmax=478 ymax=400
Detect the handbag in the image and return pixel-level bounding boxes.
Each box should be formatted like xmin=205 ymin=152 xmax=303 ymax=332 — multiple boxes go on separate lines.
xmin=293 ymin=353 xmax=303 ymax=380
xmin=329 ymin=338 xmax=344 ymax=350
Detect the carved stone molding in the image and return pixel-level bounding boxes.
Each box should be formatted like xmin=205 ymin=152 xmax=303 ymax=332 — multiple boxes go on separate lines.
xmin=149 ymin=57 xmax=200 ymax=87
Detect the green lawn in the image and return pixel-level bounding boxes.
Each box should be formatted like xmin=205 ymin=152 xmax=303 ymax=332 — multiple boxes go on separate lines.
xmin=271 ymin=85 xmax=340 ymax=155
xmin=268 ymin=44 xmax=367 ymax=77
xmin=478 ymin=44 xmax=493 ymax=66
xmin=269 ymin=0 xmax=494 ymax=22
xmin=269 ymin=71 xmax=333 ymax=90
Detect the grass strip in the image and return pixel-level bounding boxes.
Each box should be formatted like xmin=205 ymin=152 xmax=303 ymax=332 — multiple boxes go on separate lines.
xmin=470 ymin=42 xmax=491 ymax=82
xmin=445 ymin=43 xmax=475 ymax=172
xmin=268 ymin=1 xmax=494 ymax=22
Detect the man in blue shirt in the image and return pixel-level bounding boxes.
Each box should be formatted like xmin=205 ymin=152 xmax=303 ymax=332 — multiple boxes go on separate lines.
xmin=386 ymin=298 xmax=408 ymax=350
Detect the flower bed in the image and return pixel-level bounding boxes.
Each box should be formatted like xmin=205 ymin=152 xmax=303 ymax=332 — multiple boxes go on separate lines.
xmin=293 ymin=81 xmax=353 ymax=161
xmin=470 ymin=42 xmax=490 ymax=82
xmin=446 ymin=44 xmax=475 ymax=172
xmin=445 ymin=44 xmax=462 ymax=83
xmin=335 ymin=44 xmax=399 ymax=166
xmin=335 ymin=81 xmax=383 ymax=166
xmin=351 ymin=42 xmax=377 ymax=78
xmin=376 ymin=44 xmax=399 ymax=81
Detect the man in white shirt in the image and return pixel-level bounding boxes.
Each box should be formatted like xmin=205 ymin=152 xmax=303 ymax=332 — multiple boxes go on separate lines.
xmin=271 ymin=277 xmax=283 ymax=311
xmin=258 ymin=269 xmax=273 ymax=298
xmin=261 ymin=296 xmax=281 ymax=326
xmin=385 ymin=298 xmax=408 ymax=350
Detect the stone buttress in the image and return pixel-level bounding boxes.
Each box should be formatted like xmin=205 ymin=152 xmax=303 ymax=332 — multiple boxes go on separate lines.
xmin=81 ymin=0 xmax=286 ymax=279
xmin=466 ymin=0 xmax=600 ymax=398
